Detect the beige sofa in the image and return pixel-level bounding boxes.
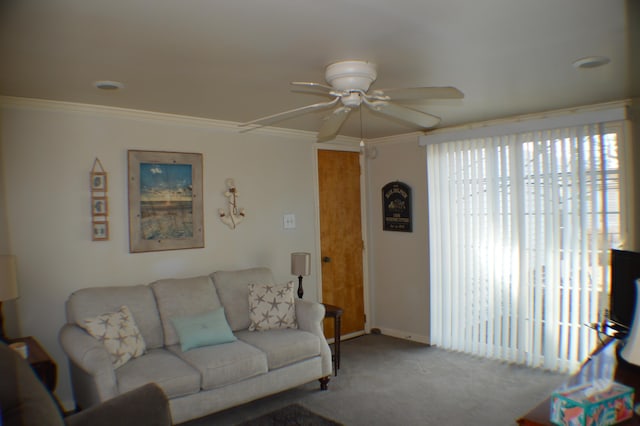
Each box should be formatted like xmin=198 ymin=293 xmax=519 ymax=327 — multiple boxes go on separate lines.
xmin=59 ymin=267 xmax=332 ymax=424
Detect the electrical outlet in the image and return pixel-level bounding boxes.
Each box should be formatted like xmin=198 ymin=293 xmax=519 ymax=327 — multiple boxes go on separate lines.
xmin=283 ymin=214 xmax=296 ymax=230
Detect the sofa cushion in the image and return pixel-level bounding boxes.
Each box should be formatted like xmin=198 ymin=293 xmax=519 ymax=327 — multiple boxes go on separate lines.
xmin=210 ymin=267 xmax=275 ymax=331
xmin=248 ymin=282 xmax=297 ymax=331
xmin=235 ymin=329 xmax=321 ymax=370
xmin=80 ymin=305 xmax=146 ymax=368
xmin=66 ymin=285 xmax=164 ymax=349
xmin=116 ymin=348 xmax=200 ymax=399
xmin=151 ymin=276 xmax=222 ymax=347
xmin=168 ymin=340 xmax=268 ymax=391
xmin=171 ymin=307 xmax=237 ymax=351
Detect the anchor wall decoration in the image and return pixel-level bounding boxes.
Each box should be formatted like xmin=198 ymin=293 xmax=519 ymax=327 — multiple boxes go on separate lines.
xmin=218 ymin=178 xmax=245 ymax=229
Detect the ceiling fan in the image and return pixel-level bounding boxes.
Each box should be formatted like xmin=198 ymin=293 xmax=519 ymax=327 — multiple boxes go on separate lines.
xmin=239 ymin=60 xmax=463 ymax=142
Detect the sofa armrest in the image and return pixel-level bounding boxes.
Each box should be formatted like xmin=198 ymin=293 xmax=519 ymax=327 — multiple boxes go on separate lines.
xmin=64 ymin=383 xmax=170 ymax=426
xmin=295 ymin=299 xmax=332 ymax=377
xmin=0 ymin=341 xmax=65 ymax=426
xmin=59 ymin=324 xmax=118 ymax=406
xmin=295 ymin=298 xmax=324 ymax=331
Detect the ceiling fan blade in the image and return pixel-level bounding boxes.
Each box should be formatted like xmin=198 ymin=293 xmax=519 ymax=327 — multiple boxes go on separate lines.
xmin=317 ymin=106 xmax=352 ymax=142
xmin=291 ymin=81 xmax=334 ymax=92
xmin=239 ymin=97 xmax=339 ymax=128
xmin=371 ymin=86 xmax=464 ymax=101
xmin=364 ymin=100 xmax=441 ymax=129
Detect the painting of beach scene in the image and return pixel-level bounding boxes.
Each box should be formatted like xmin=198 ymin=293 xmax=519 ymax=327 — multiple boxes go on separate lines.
xmin=128 ymin=150 xmax=204 ymax=252
xmin=140 ymin=163 xmax=193 ymax=240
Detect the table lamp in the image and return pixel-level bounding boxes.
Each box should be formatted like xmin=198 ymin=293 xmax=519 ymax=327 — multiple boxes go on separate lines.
xmin=0 ymin=255 xmax=18 ymax=342
xmin=291 ymin=252 xmax=311 ymax=299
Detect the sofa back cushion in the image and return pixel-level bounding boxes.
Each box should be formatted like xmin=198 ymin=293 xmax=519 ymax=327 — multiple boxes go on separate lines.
xmin=151 ymin=275 xmax=222 ymax=347
xmin=210 ymin=267 xmax=275 ymax=331
xmin=66 ymin=285 xmax=164 ymax=349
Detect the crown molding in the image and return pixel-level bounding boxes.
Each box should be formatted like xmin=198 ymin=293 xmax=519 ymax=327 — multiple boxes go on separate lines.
xmin=366 ymin=131 xmax=422 ymax=146
xmin=0 ymin=96 xmax=355 ymax=143
xmin=2 ymin=96 xmax=631 ymax=147
xmin=420 ymin=99 xmax=630 ymax=145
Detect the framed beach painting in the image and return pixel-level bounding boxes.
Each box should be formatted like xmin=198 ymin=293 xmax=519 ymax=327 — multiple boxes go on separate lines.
xmin=127 ymin=150 xmax=204 ymax=252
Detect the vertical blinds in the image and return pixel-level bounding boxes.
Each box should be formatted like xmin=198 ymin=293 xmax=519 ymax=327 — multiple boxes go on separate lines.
xmin=425 ymin=115 xmax=625 ymax=372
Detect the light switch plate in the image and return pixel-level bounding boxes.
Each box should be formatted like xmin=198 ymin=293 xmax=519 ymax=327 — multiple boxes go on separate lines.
xmin=283 ymin=214 xmax=296 ymax=229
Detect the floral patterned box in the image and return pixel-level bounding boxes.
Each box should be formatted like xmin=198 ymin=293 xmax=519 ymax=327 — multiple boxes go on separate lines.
xmin=550 ymin=381 xmax=633 ymax=426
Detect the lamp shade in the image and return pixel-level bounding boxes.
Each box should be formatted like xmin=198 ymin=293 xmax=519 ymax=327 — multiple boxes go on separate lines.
xmin=0 ymin=255 xmax=18 ymax=302
xmin=291 ymin=252 xmax=311 ymax=277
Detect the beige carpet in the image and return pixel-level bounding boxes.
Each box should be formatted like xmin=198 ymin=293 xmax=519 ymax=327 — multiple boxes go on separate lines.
xmin=179 ymin=334 xmax=569 ymax=426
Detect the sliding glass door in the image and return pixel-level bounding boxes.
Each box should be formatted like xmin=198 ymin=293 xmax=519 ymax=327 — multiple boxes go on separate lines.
xmin=426 ymin=119 xmax=625 ymax=372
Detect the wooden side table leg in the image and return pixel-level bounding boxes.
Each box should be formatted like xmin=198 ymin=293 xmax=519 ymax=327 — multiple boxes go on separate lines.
xmin=334 ymin=315 xmax=341 ymax=373
xmin=322 ymin=304 xmax=343 ymax=377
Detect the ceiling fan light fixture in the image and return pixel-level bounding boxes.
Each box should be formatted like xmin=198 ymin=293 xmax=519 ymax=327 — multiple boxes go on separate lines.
xmin=342 ymin=92 xmax=362 ymax=108
xmin=325 ymin=60 xmax=377 ymax=92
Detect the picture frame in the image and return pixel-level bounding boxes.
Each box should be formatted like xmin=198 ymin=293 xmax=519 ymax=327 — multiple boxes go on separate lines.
xmin=127 ymin=150 xmax=204 ymax=253
xmin=91 ymin=196 xmax=108 ymax=216
xmin=92 ymin=220 xmax=109 ymax=241
xmin=90 ymin=172 xmax=107 ymax=192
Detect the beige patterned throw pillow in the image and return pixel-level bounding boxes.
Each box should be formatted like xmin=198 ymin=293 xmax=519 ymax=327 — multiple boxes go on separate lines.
xmin=248 ymin=282 xmax=297 ymax=331
xmin=81 ymin=305 xmax=146 ymax=368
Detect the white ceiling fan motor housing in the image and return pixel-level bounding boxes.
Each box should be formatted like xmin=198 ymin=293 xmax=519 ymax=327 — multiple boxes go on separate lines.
xmin=325 ymin=60 xmax=377 ymax=92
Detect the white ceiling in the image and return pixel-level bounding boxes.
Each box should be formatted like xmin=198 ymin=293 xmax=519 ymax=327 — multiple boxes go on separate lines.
xmin=0 ymin=0 xmax=633 ymax=139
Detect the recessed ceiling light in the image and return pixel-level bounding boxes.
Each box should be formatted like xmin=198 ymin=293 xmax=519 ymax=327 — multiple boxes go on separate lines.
xmin=94 ymin=80 xmax=124 ymax=90
xmin=572 ymin=56 xmax=610 ymax=69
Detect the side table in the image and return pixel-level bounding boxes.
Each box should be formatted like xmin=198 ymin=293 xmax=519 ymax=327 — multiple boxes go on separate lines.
xmin=8 ymin=336 xmax=57 ymax=391
xmin=323 ymin=303 xmax=343 ymax=376
xmin=516 ymin=338 xmax=636 ymax=425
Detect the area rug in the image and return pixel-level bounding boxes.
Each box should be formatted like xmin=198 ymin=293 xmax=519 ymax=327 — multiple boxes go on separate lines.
xmin=236 ymin=404 xmax=343 ymax=426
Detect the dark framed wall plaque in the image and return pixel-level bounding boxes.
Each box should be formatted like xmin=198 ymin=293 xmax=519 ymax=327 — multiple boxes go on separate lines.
xmin=382 ymin=181 xmax=412 ymax=232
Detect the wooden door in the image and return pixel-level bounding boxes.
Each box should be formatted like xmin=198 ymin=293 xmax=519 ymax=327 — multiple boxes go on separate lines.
xmin=317 ymin=149 xmax=365 ymax=339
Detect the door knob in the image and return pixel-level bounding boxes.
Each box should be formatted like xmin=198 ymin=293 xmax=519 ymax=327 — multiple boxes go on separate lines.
xmin=323 ymin=256 xmax=331 ymax=263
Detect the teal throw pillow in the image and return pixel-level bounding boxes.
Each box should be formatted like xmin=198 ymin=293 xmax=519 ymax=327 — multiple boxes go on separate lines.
xmin=171 ymin=307 xmax=237 ymax=351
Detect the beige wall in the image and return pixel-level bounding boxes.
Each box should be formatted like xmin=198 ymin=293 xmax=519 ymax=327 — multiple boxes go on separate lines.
xmin=0 ymin=99 xmax=328 ymax=407
xmin=365 ymin=135 xmax=430 ymax=343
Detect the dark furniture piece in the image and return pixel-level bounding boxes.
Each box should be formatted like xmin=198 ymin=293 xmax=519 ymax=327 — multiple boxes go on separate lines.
xmin=0 ymin=340 xmax=171 ymax=426
xmin=609 ymin=249 xmax=640 ymax=334
xmin=7 ymin=336 xmax=57 ymax=391
xmin=517 ymin=338 xmax=640 ymax=425
xmin=323 ymin=303 xmax=343 ymax=376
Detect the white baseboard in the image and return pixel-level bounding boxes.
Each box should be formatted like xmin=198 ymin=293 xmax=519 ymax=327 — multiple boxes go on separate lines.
xmin=376 ymin=327 xmax=430 ymax=345
xmin=326 ymin=330 xmax=365 ymax=344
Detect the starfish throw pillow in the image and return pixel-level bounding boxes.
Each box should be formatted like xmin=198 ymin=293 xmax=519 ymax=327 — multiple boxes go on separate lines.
xmin=248 ymin=282 xmax=297 ymax=331
xmin=81 ymin=305 xmax=146 ymax=368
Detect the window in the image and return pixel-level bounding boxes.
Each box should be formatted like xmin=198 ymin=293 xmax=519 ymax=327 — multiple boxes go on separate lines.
xmin=422 ymin=108 xmax=627 ymax=372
